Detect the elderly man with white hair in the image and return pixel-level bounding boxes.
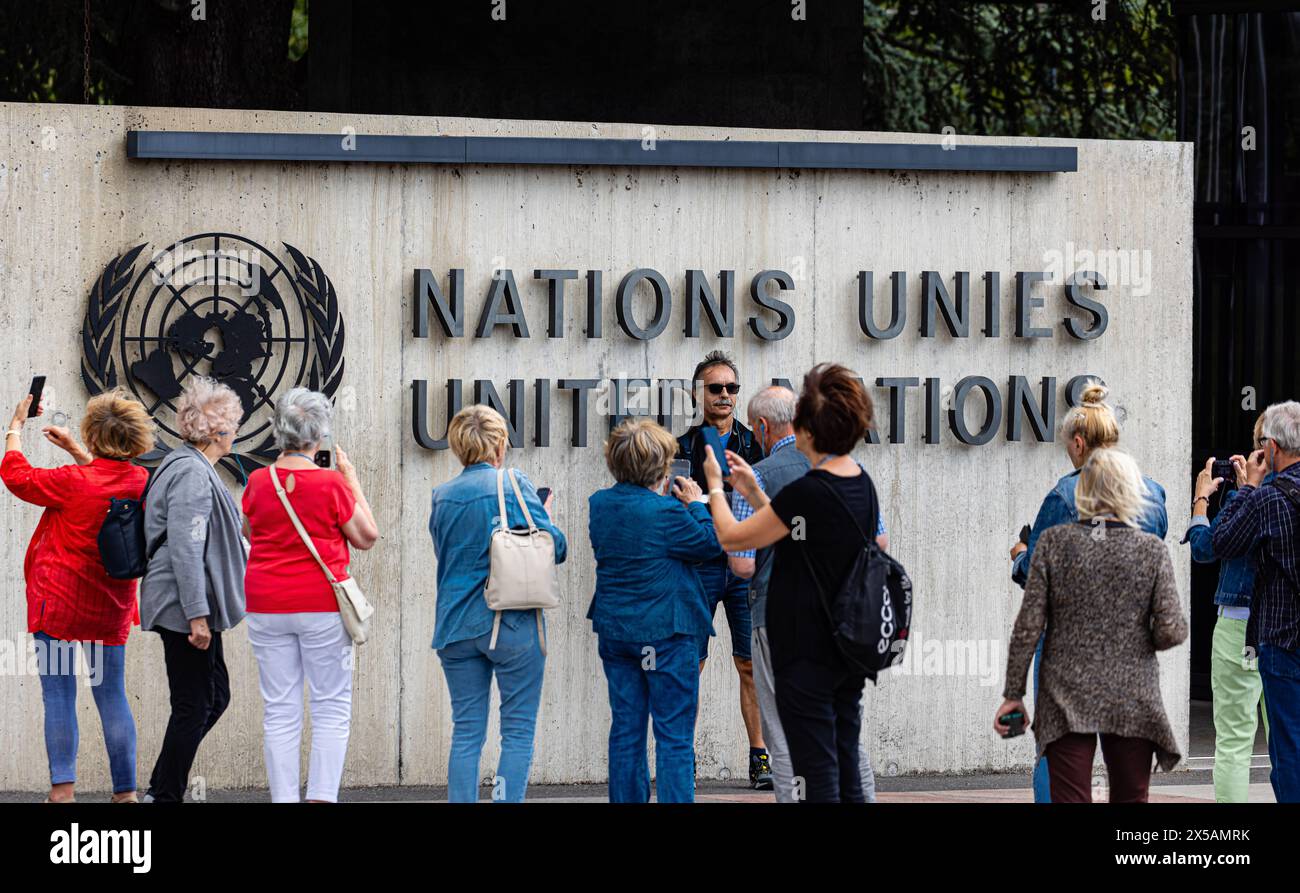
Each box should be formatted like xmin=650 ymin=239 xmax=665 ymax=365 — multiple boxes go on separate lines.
xmin=141 ymin=376 xmax=248 ymax=803
xmin=1213 ymin=399 xmax=1300 ymax=803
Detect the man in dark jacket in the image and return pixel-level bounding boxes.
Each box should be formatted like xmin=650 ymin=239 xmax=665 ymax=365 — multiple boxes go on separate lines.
xmin=675 ymin=350 xmax=769 ymax=788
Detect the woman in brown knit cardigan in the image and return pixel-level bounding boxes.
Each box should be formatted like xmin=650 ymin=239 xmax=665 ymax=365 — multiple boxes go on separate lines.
xmin=996 ymin=448 xmax=1189 ymax=803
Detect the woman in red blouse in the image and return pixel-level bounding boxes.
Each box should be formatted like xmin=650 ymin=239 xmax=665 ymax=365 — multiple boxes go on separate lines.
xmin=1 ymin=389 xmax=155 ymax=803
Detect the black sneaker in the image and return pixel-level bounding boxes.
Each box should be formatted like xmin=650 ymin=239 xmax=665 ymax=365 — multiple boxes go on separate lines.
xmin=749 ymin=752 xmax=774 ymax=790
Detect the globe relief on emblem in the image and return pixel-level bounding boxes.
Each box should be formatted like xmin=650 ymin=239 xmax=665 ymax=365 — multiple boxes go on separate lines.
xmin=81 ymin=233 xmax=345 ymax=481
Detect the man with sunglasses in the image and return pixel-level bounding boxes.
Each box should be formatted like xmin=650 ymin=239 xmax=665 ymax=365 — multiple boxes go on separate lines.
xmin=675 ymin=350 xmax=769 ymax=788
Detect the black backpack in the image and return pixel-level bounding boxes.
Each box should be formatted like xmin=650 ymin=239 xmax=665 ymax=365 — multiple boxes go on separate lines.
xmin=800 ymin=473 xmax=914 ymax=676
xmin=98 ymin=467 xmax=167 ymax=580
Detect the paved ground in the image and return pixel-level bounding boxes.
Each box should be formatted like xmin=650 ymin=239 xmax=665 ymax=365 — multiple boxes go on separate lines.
xmin=0 ymin=767 xmax=1276 ymax=804
xmin=5 ymin=699 xmax=1273 ymax=803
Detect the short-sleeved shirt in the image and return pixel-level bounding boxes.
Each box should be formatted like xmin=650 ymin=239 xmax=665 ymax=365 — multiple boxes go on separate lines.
xmin=767 ymin=468 xmax=879 ymax=670
xmin=242 ymin=465 xmax=357 ymax=613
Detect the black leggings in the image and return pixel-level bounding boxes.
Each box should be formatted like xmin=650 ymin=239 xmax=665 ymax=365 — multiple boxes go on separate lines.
xmin=773 ymin=657 xmax=868 ymax=802
xmin=146 ymin=628 xmax=231 ymax=802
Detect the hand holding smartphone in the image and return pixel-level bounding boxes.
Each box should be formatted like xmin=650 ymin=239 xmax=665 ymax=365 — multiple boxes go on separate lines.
xmin=999 ymin=710 xmax=1026 ymax=738
xmin=27 ymin=376 xmax=46 ymax=419
xmin=700 ymin=427 xmax=730 ymax=477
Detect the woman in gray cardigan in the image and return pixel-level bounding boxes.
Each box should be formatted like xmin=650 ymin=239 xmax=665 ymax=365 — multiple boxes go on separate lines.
xmin=140 ymin=377 xmax=248 ymax=803
xmin=996 ymin=448 xmax=1188 ymax=803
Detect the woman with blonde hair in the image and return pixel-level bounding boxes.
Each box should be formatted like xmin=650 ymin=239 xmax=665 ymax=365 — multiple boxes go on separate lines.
xmin=996 ymin=448 xmax=1188 ymax=802
xmin=140 ymin=376 xmax=248 ymax=802
xmin=1 ymin=387 xmax=154 ymax=802
xmin=428 ymin=404 xmax=566 ymax=803
xmin=587 ymin=417 xmax=720 ymax=803
xmin=1006 ymin=379 xmax=1168 ymax=802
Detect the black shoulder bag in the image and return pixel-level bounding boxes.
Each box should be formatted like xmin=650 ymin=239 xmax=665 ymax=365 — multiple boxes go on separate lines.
xmin=799 ymin=474 xmax=914 ymax=676
xmin=98 ymin=466 xmax=167 ymax=580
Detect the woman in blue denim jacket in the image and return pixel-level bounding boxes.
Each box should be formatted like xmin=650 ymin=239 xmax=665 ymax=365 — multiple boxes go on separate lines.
xmin=587 ymin=418 xmax=722 ymax=802
xmin=1008 ymin=382 xmax=1168 ymax=802
xmin=429 ymin=405 xmax=567 ymax=803
xmin=1182 ymin=425 xmax=1272 ymax=803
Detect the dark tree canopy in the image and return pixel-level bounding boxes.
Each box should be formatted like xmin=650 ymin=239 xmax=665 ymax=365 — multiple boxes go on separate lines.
xmin=1 ymin=0 xmax=1176 ymax=142
xmin=863 ymin=1 xmax=1176 ymax=140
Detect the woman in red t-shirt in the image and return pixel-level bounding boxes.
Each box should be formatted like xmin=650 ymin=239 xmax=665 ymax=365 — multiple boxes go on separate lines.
xmin=241 ymin=388 xmax=379 ymax=802
xmin=1 ymin=389 xmax=154 ymax=803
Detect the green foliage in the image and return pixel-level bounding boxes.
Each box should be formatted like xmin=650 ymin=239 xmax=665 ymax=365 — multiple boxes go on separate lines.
xmin=289 ymin=0 xmax=309 ymax=62
xmin=863 ymin=0 xmax=1177 ymax=140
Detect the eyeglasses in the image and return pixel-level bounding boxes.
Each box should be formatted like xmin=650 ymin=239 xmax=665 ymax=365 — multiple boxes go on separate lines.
xmin=704 ymin=383 xmax=741 ymax=396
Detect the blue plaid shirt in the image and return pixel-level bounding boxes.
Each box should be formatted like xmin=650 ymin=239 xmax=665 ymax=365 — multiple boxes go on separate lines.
xmin=1212 ymin=461 xmax=1300 ymax=651
xmin=730 ymin=435 xmax=886 ymax=558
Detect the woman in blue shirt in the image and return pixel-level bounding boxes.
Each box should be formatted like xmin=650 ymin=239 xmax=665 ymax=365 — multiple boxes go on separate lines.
xmin=429 ymin=405 xmax=567 ymax=803
xmin=1008 ymin=381 xmax=1168 ymax=802
xmin=587 ymin=418 xmax=722 ymax=802
xmin=1183 ymin=417 xmax=1271 ymax=803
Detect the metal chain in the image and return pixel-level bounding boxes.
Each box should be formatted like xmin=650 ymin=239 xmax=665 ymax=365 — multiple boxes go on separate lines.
xmin=82 ymin=0 xmax=91 ymax=103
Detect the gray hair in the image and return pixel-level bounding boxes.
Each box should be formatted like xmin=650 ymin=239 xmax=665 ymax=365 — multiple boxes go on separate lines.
xmin=748 ymin=385 xmax=797 ymax=428
xmin=272 ymin=387 xmax=333 ymax=452
xmin=175 ymin=376 xmax=243 ymax=444
xmin=1261 ymin=401 xmax=1300 ymax=455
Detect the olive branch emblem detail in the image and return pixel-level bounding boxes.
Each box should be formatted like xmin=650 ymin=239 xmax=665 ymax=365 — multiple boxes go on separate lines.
xmin=81 ymin=236 xmax=347 ymax=481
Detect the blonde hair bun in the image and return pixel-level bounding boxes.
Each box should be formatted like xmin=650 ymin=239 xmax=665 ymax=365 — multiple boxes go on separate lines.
xmin=1079 ymin=380 xmax=1109 ymax=406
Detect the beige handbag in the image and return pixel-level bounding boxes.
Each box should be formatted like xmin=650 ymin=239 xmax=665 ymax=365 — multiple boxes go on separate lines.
xmin=484 ymin=468 xmax=560 ymax=653
xmin=269 ymin=464 xmax=375 ymax=644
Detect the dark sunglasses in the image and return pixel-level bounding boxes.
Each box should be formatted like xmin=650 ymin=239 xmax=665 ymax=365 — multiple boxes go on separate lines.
xmin=704 ymin=383 xmax=741 ymax=395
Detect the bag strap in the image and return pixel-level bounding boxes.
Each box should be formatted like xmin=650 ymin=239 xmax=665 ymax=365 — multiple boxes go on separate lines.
xmin=268 ymin=464 xmax=339 ymax=585
xmin=1275 ymin=476 xmax=1300 ymax=511
xmin=495 ymin=468 xmax=538 ymax=532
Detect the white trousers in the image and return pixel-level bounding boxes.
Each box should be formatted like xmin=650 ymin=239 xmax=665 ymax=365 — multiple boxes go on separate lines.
xmin=246 ymin=611 xmax=354 ymax=803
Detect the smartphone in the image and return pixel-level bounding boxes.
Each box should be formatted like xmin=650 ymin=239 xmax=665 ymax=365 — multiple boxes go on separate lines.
xmin=313 ymin=435 xmax=333 ymax=468
xmin=27 ymin=376 xmax=45 ymax=419
xmin=999 ymin=710 xmax=1026 ymax=738
xmin=1018 ymin=524 xmax=1031 ymax=545
xmin=700 ymin=427 xmax=730 ymax=477
xmin=669 ymin=458 xmax=691 ymax=482
xmin=536 ymin=487 xmax=552 ymax=504
xmin=1211 ymin=458 xmax=1236 ymax=489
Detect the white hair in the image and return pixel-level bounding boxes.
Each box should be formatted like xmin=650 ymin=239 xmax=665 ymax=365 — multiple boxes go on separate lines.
xmin=272 ymin=387 xmax=333 ymax=452
xmin=1261 ymin=401 xmax=1300 ymax=455
xmin=747 ymin=385 xmax=797 ymax=428
xmin=175 ymin=376 xmax=243 ymax=444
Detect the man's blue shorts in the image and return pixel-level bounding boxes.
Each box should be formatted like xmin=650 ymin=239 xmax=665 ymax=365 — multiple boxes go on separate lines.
xmin=694 ymin=560 xmax=752 ymax=662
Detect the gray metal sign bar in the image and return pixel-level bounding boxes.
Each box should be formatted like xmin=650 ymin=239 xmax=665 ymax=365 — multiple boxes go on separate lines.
xmin=126 ymin=130 xmax=1077 ymax=173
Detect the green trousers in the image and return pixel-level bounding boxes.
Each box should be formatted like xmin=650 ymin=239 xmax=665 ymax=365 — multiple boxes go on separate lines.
xmin=1211 ymin=614 xmax=1268 ymax=803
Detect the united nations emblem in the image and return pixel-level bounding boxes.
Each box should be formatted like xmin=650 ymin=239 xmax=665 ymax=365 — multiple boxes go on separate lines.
xmin=81 ymin=233 xmax=346 ymax=480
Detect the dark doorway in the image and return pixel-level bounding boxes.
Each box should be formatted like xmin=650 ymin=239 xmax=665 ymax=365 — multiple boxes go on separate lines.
xmin=1176 ymin=4 xmax=1300 ymax=701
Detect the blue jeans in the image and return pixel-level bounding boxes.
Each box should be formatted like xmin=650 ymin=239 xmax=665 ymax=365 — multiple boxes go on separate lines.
xmin=437 ymin=613 xmax=546 ymax=803
xmin=33 ymin=632 xmax=136 ymax=794
xmin=598 ymin=633 xmax=700 ymax=803
xmin=1259 ymin=643 xmax=1300 ymax=803
xmin=695 ymin=561 xmax=752 ymax=662
xmin=1031 ymin=635 xmax=1051 ymax=803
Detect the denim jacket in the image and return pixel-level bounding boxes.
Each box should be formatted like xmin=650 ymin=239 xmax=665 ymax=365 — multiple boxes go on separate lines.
xmin=587 ymin=482 xmax=721 ymax=643
xmin=428 ymin=463 xmax=567 ymax=649
xmin=1181 ymin=474 xmax=1274 ymax=609
xmin=1012 ymin=469 xmax=1168 ymax=588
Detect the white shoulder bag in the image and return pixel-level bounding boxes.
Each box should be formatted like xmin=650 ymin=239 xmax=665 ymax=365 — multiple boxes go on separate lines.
xmin=484 ymin=468 xmax=560 ymax=653
xmin=269 ymin=464 xmax=375 ymax=644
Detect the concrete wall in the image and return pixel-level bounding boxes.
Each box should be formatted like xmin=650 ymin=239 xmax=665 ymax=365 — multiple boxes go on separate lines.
xmin=0 ymin=102 xmax=1193 ymax=792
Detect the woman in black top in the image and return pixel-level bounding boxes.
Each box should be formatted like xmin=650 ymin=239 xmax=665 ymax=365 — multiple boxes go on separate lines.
xmin=702 ymin=363 xmax=879 ymax=802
